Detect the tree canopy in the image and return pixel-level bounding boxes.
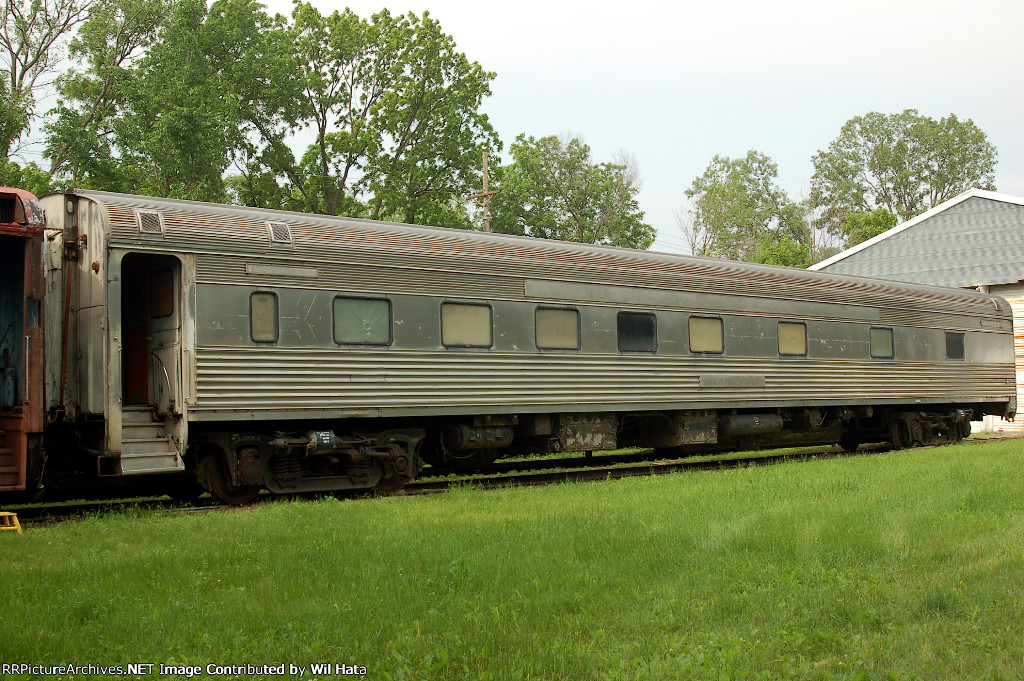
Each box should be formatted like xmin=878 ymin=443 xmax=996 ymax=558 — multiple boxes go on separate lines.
xmin=681 ymin=150 xmax=809 ymax=267
xmin=42 ymin=0 xmax=499 ymax=228
xmin=46 ymin=0 xmax=297 ymax=200
xmin=1 ymin=0 xmax=94 ymax=158
xmin=810 ymin=109 xmax=997 ymax=234
xmin=489 ymin=134 xmax=653 ymax=249
xmin=841 ymin=207 xmax=898 ymax=247
xmin=274 ymin=5 xmax=499 ymax=226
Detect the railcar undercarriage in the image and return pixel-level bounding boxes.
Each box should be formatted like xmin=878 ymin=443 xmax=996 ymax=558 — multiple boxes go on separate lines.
xmin=4 ymin=403 xmax=990 ymax=506
xmin=191 ymin=428 xmax=426 ymax=504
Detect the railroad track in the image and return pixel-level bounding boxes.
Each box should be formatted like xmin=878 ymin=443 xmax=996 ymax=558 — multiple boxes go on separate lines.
xmin=8 ymin=436 xmax=1016 ymax=525
xmin=404 ymin=443 xmax=892 ymax=495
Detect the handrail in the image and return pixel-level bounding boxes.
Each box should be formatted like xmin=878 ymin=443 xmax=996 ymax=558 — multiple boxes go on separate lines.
xmin=23 ymin=335 xmax=29 ymax=404
xmin=150 ymin=349 xmax=175 ymax=412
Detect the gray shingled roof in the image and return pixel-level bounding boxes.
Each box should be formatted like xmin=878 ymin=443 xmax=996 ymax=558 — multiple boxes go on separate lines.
xmin=810 ymin=189 xmax=1024 ymax=288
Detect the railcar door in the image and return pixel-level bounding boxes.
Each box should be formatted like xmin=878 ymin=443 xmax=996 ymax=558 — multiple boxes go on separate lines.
xmin=117 ymin=252 xmax=184 ymax=473
xmin=0 ymin=189 xmax=45 ymax=492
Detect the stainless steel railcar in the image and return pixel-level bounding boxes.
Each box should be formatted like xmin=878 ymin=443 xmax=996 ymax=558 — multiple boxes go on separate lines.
xmin=0 ymin=188 xmax=1017 ymax=504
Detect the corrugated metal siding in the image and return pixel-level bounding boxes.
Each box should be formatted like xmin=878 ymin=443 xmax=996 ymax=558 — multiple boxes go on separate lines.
xmin=192 ymin=347 xmax=1011 ymax=417
xmin=819 ymin=198 xmax=1024 ymax=287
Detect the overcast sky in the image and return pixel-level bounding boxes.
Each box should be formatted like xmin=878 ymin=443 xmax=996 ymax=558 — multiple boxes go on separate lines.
xmin=267 ymin=0 xmax=1018 ymax=252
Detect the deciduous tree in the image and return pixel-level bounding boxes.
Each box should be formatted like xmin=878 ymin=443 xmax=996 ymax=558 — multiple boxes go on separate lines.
xmin=0 ymin=158 xmax=52 ymax=195
xmin=0 ymin=0 xmax=94 ymax=156
xmin=490 ymin=134 xmax=653 ymax=249
xmin=46 ymin=0 xmax=294 ymax=201
xmin=810 ymin=109 xmax=996 ymax=234
xmin=841 ymin=207 xmax=898 ymax=247
xmin=682 ymin=150 xmax=809 ymax=266
xmin=363 ymin=11 xmax=497 ymax=226
xmin=240 ymin=4 xmax=497 ymax=227
xmin=45 ymin=0 xmax=170 ymax=189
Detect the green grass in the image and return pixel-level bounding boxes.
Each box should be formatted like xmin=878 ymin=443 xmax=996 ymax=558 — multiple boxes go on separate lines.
xmin=2 ymin=439 xmax=1023 ymax=680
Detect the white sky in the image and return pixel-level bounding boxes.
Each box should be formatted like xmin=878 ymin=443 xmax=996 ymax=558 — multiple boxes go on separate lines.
xmin=265 ymin=0 xmax=1021 ymax=253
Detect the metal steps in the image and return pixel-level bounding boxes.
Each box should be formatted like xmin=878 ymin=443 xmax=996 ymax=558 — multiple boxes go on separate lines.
xmin=120 ymin=407 xmax=183 ymax=474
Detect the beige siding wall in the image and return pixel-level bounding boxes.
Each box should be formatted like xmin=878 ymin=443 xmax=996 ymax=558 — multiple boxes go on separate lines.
xmin=979 ymin=283 xmax=1024 ymax=432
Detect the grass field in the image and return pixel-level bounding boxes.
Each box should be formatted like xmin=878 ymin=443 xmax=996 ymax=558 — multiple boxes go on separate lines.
xmin=2 ymin=439 xmax=1023 ymax=680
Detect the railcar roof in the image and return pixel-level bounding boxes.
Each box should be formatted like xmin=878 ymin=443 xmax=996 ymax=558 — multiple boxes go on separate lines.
xmin=58 ymin=188 xmax=1008 ymax=315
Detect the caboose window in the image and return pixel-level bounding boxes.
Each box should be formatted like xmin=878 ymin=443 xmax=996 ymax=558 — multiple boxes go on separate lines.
xmin=778 ymin=321 xmax=807 ymax=356
xmin=334 ymin=297 xmax=392 ymax=345
xmin=945 ymin=332 xmax=965 ymax=360
xmin=250 ymin=292 xmax=279 ymax=343
xmin=441 ymin=302 xmax=492 ymax=348
xmin=689 ymin=316 xmax=723 ymax=354
xmin=617 ymin=311 xmax=657 ymax=352
xmin=536 ymin=307 xmax=580 ymax=350
xmin=870 ymin=327 xmax=894 ymax=359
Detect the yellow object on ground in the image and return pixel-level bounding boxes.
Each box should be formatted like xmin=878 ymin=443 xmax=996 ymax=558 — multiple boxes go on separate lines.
xmin=0 ymin=511 xmax=22 ymax=534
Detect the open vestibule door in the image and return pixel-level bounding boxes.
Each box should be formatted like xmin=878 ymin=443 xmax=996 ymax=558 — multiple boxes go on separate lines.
xmin=114 ymin=252 xmax=185 ymax=474
xmin=0 ymin=188 xmax=45 ymax=492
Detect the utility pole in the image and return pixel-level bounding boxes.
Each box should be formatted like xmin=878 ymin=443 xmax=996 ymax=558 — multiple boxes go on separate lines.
xmin=467 ymin=150 xmax=500 ymax=232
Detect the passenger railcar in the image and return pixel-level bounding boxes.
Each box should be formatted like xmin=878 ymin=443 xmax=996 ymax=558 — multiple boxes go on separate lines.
xmin=0 ymin=187 xmax=1017 ymax=504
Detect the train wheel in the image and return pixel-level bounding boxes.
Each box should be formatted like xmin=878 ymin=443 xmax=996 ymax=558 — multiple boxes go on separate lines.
xmin=374 ymin=442 xmax=422 ymax=492
xmin=889 ymin=419 xmax=910 ymax=450
xmin=374 ymin=474 xmax=409 ymax=493
xmin=838 ymin=435 xmax=860 ymax=453
xmin=198 ymin=454 xmax=260 ymax=505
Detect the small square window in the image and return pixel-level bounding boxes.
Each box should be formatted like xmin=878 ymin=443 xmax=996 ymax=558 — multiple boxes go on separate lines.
xmin=536 ymin=308 xmax=580 ymax=350
xmin=778 ymin=321 xmax=807 ymax=356
xmin=334 ymin=297 xmax=391 ymax=345
xmin=870 ymin=327 xmax=894 ymax=359
xmin=442 ymin=302 xmax=492 ymax=348
xmin=618 ymin=311 xmax=657 ymax=352
xmin=250 ymin=292 xmax=279 ymax=343
xmin=945 ymin=332 xmax=965 ymax=361
xmin=689 ymin=316 xmax=723 ymax=354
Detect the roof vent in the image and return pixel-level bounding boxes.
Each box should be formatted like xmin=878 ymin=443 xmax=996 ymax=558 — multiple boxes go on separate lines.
xmin=267 ymin=221 xmax=292 ymax=243
xmin=136 ymin=210 xmax=164 ymax=234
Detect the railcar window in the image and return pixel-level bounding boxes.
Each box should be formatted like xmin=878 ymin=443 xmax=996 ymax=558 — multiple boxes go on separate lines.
xmin=689 ymin=316 xmax=723 ymax=354
xmin=334 ymin=297 xmax=392 ymax=345
xmin=778 ymin=321 xmax=807 ymax=356
xmin=870 ymin=327 xmax=894 ymax=359
xmin=150 ymin=269 xmax=174 ymax=318
xmin=441 ymin=302 xmax=492 ymax=348
xmin=617 ymin=311 xmax=657 ymax=352
xmin=250 ymin=292 xmax=279 ymax=343
xmin=536 ymin=307 xmax=580 ymax=350
xmin=945 ymin=332 xmax=965 ymax=360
